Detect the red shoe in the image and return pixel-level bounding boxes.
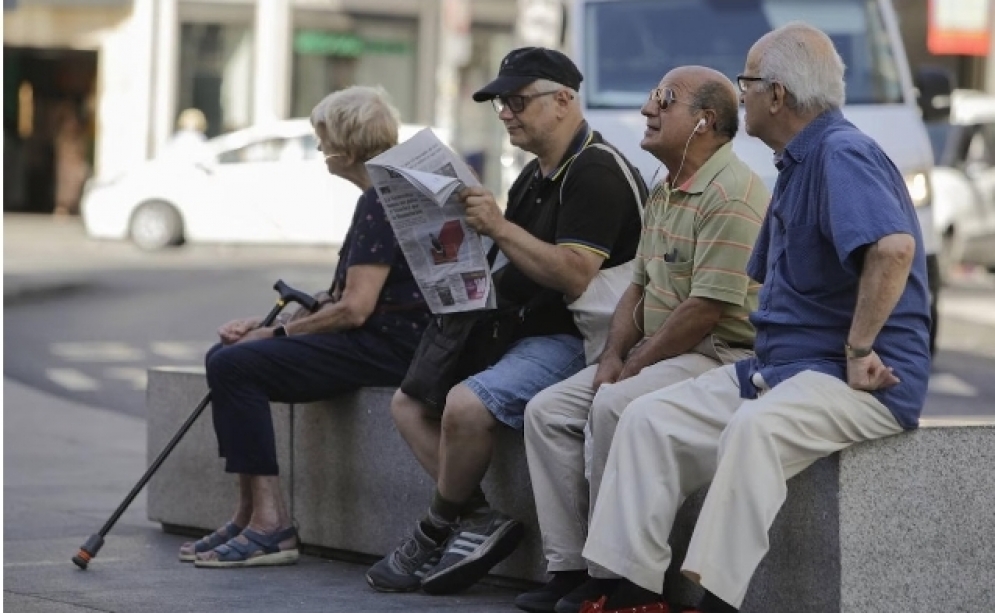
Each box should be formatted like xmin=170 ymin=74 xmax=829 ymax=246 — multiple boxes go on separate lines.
xmin=578 ymin=595 xmax=671 ymax=613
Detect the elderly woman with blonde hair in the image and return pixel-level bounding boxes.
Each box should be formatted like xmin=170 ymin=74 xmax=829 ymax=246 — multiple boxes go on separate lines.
xmin=179 ymin=86 xmax=431 ymax=568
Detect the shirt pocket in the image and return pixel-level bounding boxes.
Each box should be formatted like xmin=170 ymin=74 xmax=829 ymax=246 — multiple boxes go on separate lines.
xmin=781 ymin=223 xmax=837 ymax=294
xmin=661 ymin=258 xmax=694 ymax=302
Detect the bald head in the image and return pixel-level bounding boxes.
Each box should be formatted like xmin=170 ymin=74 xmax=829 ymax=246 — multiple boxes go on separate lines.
xmin=750 ymin=22 xmax=846 ymax=112
xmin=667 ymin=65 xmax=740 ymax=140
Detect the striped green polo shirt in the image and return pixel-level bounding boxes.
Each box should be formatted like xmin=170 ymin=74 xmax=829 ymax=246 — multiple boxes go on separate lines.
xmin=633 ymin=142 xmax=770 ymax=346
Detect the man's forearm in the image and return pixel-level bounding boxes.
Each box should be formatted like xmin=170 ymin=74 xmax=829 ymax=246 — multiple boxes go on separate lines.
xmin=491 ymin=221 xmax=595 ymax=300
xmin=848 ymin=234 xmax=916 ymax=348
xmin=634 ymin=296 xmax=724 ymax=364
xmin=601 ymin=283 xmax=646 ymax=360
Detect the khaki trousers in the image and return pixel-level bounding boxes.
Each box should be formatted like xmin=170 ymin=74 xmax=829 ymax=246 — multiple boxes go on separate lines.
xmin=524 ymin=338 xmax=747 ymax=572
xmin=582 ymin=365 xmax=904 ymax=607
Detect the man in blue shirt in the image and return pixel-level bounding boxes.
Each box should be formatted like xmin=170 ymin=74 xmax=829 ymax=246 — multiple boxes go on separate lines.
xmin=577 ymin=23 xmax=930 ymax=613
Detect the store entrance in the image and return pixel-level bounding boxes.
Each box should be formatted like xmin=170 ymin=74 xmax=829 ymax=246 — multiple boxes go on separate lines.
xmin=4 ymin=46 xmax=97 ymax=214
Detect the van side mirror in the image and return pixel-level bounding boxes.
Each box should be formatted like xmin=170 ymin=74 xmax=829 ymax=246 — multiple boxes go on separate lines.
xmin=915 ymin=65 xmax=954 ymax=122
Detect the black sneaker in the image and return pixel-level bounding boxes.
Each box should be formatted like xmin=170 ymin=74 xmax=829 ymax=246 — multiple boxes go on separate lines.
xmin=419 ymin=508 xmax=525 ymax=595
xmin=515 ymin=572 xmax=589 ymax=613
xmin=555 ymin=577 xmax=620 ymax=613
xmin=365 ymin=523 xmax=447 ymax=592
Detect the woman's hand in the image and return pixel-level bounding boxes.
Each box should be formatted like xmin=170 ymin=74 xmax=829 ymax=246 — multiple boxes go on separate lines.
xmin=218 ymin=317 xmax=261 ymax=345
xmin=236 ymin=326 xmax=276 ymax=344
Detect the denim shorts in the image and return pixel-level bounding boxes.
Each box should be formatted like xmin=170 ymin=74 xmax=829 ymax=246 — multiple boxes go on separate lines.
xmin=463 ymin=334 xmax=586 ymax=431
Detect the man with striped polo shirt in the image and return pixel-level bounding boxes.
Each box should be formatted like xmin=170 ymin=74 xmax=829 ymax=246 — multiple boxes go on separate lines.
xmin=518 ymin=66 xmax=769 ymax=613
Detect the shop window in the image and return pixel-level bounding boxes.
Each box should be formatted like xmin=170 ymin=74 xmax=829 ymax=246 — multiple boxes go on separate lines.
xmin=177 ymin=23 xmax=254 ymax=138
xmin=290 ymin=18 xmax=417 ymax=121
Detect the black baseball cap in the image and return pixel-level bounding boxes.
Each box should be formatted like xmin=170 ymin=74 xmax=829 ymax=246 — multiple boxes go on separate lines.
xmin=472 ymin=47 xmax=583 ymax=102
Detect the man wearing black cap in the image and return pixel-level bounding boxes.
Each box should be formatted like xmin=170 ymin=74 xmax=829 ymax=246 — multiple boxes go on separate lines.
xmin=366 ymin=47 xmax=645 ymax=595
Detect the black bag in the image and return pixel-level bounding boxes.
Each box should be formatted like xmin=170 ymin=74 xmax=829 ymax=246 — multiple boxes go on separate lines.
xmin=400 ymin=307 xmax=526 ymax=410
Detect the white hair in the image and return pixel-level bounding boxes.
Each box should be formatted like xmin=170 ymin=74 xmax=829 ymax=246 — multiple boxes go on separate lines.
xmin=756 ymin=22 xmax=846 ymax=113
xmin=309 ymin=85 xmax=400 ymax=161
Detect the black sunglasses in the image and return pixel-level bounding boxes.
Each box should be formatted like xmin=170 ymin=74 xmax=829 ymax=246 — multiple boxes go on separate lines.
xmin=736 ymin=75 xmax=767 ymax=93
xmin=648 ymin=87 xmax=696 ymax=111
xmin=491 ymin=90 xmax=560 ymax=114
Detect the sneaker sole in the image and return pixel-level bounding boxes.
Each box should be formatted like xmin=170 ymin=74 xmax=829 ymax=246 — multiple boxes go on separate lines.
xmin=420 ymin=520 xmax=524 ymax=595
xmin=365 ymin=571 xmax=423 ymax=593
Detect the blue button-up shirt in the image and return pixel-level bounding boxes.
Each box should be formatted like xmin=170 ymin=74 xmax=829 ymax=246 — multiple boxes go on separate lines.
xmin=734 ymin=109 xmax=931 ymax=428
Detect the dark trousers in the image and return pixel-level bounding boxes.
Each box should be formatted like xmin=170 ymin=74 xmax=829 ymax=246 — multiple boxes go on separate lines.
xmin=205 ymin=327 xmax=415 ymax=475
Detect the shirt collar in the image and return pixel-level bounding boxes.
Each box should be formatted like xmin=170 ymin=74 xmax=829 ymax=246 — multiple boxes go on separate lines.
xmin=537 ymin=121 xmax=593 ymax=182
xmin=779 ymin=107 xmax=844 ymax=170
xmin=671 ymin=141 xmax=736 ymax=195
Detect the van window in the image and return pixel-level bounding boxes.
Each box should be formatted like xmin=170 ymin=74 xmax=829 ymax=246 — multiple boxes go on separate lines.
xmin=582 ymin=0 xmax=903 ymax=109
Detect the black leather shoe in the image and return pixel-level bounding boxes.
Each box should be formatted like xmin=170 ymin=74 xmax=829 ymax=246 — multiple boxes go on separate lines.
xmin=514 ymin=572 xmax=588 ymax=613
xmin=555 ymin=577 xmax=620 ymax=613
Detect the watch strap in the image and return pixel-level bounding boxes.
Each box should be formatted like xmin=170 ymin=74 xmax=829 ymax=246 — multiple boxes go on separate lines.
xmin=845 ymin=343 xmax=872 ymax=359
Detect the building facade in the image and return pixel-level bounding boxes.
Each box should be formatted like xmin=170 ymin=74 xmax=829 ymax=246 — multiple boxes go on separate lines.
xmin=4 ymin=0 xmax=517 ymax=212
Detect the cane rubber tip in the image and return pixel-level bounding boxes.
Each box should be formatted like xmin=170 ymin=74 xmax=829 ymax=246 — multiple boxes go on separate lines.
xmin=72 ymin=552 xmax=90 ymax=569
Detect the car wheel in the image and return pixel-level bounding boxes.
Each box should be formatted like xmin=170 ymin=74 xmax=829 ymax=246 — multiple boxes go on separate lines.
xmin=130 ymin=201 xmax=183 ymax=250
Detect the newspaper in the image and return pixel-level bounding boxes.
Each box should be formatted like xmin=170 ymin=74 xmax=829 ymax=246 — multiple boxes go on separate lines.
xmin=367 ymin=128 xmax=496 ymax=314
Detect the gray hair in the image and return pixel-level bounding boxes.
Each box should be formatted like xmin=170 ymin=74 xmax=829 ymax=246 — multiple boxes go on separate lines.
xmin=310 ymin=86 xmax=400 ymax=162
xmin=691 ymin=80 xmax=739 ymax=140
xmin=533 ymin=78 xmax=579 ymax=105
xmin=755 ymin=22 xmax=846 ymax=113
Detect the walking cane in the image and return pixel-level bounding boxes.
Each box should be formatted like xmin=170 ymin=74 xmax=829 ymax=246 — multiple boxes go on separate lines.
xmin=72 ymin=279 xmax=319 ymax=569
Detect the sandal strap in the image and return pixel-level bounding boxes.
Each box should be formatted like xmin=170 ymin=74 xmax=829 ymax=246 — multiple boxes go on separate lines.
xmin=191 ymin=521 xmax=243 ymax=553
xmin=211 ymin=527 xmax=297 ymax=562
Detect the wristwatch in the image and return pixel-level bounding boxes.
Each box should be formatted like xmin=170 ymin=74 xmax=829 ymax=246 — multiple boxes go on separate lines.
xmin=844 ymin=343 xmax=872 ymax=359
xmin=273 ymin=325 xmax=288 ymax=338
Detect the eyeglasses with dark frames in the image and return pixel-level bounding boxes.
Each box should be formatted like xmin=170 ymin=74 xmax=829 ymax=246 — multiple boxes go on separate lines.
xmin=491 ymin=90 xmax=560 ymax=114
xmin=648 ymin=87 xmax=696 ymax=111
xmin=736 ymin=75 xmax=767 ymax=93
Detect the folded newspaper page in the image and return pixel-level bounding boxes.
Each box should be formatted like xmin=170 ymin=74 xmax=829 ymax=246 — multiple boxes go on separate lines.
xmin=367 ymin=128 xmax=496 ymax=314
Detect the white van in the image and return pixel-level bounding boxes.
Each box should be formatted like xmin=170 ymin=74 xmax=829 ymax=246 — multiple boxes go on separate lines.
xmin=568 ymin=0 xmax=950 ymax=351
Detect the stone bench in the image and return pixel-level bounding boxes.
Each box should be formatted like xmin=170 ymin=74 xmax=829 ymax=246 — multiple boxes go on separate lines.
xmin=147 ymin=366 xmax=995 ymax=611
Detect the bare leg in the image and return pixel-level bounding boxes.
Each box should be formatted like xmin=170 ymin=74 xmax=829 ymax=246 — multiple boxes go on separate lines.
xmin=391 ymin=389 xmax=443 ymax=481
xmin=437 ymin=384 xmax=498 ymax=504
xmin=246 ymin=476 xmax=293 ymax=533
xmin=233 ymin=474 xmax=252 ymax=525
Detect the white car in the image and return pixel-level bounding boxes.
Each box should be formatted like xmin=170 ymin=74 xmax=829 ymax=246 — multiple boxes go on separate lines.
xmin=81 ymin=120 xmax=430 ymax=250
xmin=929 ymin=90 xmax=995 ymax=278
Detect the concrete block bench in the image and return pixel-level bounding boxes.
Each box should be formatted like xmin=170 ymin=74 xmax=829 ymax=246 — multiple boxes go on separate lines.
xmin=147 ymin=367 xmax=995 ymax=611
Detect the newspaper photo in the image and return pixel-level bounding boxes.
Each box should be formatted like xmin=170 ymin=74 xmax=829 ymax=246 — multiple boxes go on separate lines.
xmin=367 ymin=128 xmax=496 ymax=314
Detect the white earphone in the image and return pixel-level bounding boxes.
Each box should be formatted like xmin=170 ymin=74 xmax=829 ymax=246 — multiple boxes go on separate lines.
xmin=695 ymin=118 xmax=707 ymax=132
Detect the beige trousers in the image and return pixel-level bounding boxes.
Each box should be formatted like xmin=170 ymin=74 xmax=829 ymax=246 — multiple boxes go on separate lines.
xmin=524 ymin=338 xmax=748 ymax=572
xmin=582 ymin=365 xmax=904 ymax=607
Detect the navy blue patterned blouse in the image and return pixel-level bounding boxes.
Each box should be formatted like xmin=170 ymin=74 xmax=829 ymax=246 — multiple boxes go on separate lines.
xmin=332 ymin=187 xmax=430 ymax=350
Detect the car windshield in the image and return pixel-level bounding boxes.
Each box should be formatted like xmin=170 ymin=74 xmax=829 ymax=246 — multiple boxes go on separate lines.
xmin=583 ymin=0 xmax=904 ymax=109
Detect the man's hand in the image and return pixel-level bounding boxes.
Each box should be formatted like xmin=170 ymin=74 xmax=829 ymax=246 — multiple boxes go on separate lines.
xmin=592 ymin=354 xmax=625 ymax=390
xmin=459 ymin=186 xmax=506 ymax=237
xmin=617 ymin=343 xmax=655 ymax=382
xmin=847 ymin=351 xmax=900 ymax=391
xmin=218 ymin=317 xmax=261 ymax=345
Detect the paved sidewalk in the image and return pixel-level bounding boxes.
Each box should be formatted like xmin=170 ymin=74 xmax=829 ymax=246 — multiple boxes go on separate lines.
xmin=2 ymin=378 xmax=522 ymax=612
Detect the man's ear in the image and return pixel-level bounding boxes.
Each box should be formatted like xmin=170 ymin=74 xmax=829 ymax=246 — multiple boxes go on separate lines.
xmin=770 ymin=82 xmax=786 ymax=114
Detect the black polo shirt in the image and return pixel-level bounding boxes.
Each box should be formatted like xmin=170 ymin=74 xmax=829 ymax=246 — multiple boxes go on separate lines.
xmin=495 ymin=123 xmax=644 ymax=337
